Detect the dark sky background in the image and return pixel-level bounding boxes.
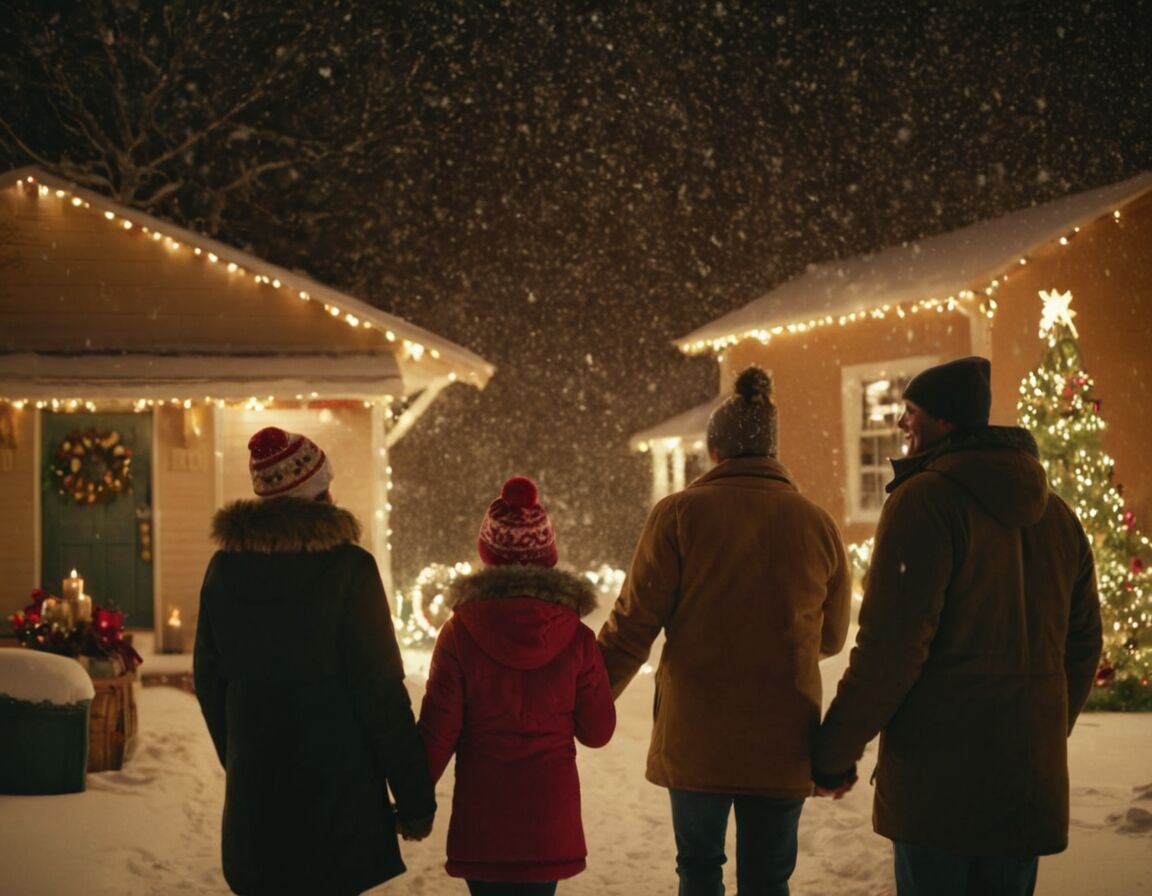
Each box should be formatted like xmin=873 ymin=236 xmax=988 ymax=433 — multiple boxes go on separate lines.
xmin=3 ymin=1 xmax=1151 ymax=584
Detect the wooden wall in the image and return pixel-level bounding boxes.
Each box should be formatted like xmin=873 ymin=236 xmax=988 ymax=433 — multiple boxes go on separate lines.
xmin=152 ymin=405 xmax=218 ymax=647
xmin=719 ymin=313 xmax=971 ymax=546
xmin=0 ymin=405 xmax=39 ymax=621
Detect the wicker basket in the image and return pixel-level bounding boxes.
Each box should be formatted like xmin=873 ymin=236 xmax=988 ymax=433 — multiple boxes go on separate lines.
xmin=87 ymin=672 xmax=138 ymax=772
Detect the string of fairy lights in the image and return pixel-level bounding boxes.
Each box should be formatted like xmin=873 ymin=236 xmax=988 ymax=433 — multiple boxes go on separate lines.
xmin=393 ymin=562 xmax=626 ymax=648
xmin=1 ymin=174 xmax=472 ymax=413
xmin=676 ymin=211 xmax=1123 ymax=357
xmin=0 ymin=172 xmax=487 ymax=570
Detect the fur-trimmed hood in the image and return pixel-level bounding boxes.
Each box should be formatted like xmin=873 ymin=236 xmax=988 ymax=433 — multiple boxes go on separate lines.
xmin=447 ymin=566 xmax=599 ymax=671
xmin=211 ymin=496 xmax=362 ymax=553
xmin=448 ymin=565 xmax=598 ymax=617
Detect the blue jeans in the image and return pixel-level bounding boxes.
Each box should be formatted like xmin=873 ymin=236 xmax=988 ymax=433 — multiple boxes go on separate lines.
xmin=668 ymin=789 xmax=804 ymax=896
xmin=894 ymin=841 xmax=1039 ymax=896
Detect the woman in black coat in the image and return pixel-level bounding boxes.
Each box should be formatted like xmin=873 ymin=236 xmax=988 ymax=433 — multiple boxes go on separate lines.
xmin=194 ymin=427 xmax=435 ymax=896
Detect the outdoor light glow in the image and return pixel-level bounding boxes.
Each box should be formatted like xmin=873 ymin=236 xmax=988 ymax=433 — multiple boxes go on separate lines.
xmin=677 ymin=214 xmax=1122 ymax=356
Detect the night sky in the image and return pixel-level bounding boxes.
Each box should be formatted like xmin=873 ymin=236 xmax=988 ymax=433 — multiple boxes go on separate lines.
xmin=3 ymin=1 xmax=1151 ymax=583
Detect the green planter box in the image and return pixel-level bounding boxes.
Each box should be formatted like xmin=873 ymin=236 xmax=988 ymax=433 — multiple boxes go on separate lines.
xmin=0 ymin=696 xmax=91 ymax=794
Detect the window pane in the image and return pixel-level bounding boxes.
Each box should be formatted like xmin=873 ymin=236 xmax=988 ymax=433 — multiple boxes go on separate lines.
xmin=860 ymin=471 xmax=885 ymax=509
xmin=854 ymin=372 xmax=913 ymax=516
xmin=879 ymin=431 xmax=904 ymax=460
xmin=861 ymin=375 xmax=910 ymax=431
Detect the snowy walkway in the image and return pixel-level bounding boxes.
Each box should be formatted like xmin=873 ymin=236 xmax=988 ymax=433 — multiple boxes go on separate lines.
xmin=1 ymin=628 xmax=1149 ymax=895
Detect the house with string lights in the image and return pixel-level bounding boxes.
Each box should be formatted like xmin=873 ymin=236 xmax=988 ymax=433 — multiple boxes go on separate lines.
xmin=633 ymin=172 xmax=1152 ymax=548
xmin=0 ymin=166 xmax=494 ymax=639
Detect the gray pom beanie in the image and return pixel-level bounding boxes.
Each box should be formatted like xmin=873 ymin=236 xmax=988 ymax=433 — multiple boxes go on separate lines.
xmin=707 ymin=367 xmax=778 ymax=459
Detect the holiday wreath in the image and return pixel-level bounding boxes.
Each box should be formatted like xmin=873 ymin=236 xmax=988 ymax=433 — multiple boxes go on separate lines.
xmin=50 ymin=428 xmax=132 ymax=504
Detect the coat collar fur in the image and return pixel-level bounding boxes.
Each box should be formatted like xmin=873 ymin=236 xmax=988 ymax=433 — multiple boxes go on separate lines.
xmin=211 ymin=496 xmax=362 ymax=553
xmin=448 ymin=565 xmax=599 ymax=618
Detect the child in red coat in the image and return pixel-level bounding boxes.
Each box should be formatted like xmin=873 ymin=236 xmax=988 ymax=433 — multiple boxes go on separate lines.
xmin=418 ymin=476 xmax=616 ymax=896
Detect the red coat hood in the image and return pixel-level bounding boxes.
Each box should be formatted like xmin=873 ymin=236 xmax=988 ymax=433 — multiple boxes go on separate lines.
xmin=448 ymin=566 xmax=599 ymax=671
xmin=453 ymin=599 xmax=577 ymax=670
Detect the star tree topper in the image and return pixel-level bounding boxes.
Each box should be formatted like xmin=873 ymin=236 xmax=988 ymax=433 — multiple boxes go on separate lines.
xmin=1038 ymin=289 xmax=1079 ymax=342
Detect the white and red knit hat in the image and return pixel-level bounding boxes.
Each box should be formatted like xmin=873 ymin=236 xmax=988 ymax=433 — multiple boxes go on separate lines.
xmin=477 ymin=476 xmax=558 ymax=567
xmin=247 ymin=427 xmax=333 ymax=499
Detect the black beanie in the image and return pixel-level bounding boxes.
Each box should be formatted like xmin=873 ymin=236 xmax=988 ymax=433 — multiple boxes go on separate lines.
xmin=707 ymin=366 xmax=778 ymax=458
xmin=902 ymin=356 xmax=992 ymax=428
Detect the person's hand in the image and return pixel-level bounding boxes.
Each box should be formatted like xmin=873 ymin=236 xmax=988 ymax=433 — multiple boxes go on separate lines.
xmin=813 ymin=781 xmax=854 ymax=800
xmin=811 ymin=763 xmax=858 ymax=799
xmin=397 ymin=813 xmax=434 ymax=841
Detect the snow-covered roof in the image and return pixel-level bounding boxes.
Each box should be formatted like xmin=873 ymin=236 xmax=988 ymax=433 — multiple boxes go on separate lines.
xmin=677 ymin=172 xmax=1152 ymax=354
xmin=629 ymin=396 xmax=721 ymax=451
xmin=0 ymin=166 xmax=495 ymax=400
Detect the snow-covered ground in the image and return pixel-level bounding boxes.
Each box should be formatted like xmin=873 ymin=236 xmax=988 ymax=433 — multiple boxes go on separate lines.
xmin=1 ymin=623 xmax=1149 ymax=896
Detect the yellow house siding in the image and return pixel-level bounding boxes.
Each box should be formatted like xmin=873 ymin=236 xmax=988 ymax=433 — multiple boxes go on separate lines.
xmin=718 ymin=313 xmax=972 ymax=546
xmin=0 ymin=406 xmax=38 ymax=618
xmin=152 ymin=406 xmax=218 ymax=646
xmin=2 ymin=185 xmax=384 ymax=353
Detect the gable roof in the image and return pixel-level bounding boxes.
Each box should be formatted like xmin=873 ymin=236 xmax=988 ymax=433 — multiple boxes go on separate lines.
xmin=0 ymin=166 xmax=494 ymax=402
xmin=677 ymin=172 xmax=1152 ymax=354
xmin=629 ymin=396 xmax=720 ymax=451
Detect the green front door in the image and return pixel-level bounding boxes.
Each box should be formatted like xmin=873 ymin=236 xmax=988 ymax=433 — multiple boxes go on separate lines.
xmin=41 ymin=412 xmax=154 ymax=627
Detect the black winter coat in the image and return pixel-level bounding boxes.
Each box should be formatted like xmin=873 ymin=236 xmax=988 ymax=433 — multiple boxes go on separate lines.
xmin=194 ymin=497 xmax=435 ymax=896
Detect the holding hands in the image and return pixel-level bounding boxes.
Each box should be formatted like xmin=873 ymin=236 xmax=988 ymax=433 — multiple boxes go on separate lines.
xmin=397 ymin=811 xmax=435 ymax=842
xmin=812 ymin=763 xmax=858 ymax=800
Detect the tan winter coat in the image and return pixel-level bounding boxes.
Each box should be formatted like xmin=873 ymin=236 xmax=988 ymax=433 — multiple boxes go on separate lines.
xmin=813 ymin=427 xmax=1102 ymax=856
xmin=598 ymin=455 xmax=852 ymax=798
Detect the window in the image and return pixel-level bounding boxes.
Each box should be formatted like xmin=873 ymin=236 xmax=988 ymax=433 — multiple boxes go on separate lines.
xmin=841 ymin=356 xmax=937 ymax=522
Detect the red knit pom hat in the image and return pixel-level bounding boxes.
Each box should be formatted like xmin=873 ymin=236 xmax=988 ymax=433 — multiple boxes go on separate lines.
xmin=477 ymin=476 xmax=558 ymax=567
xmin=247 ymin=427 xmax=333 ymax=499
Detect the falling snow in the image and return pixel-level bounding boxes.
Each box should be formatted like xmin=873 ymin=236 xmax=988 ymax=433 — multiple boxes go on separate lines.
xmin=1 ymin=1 xmax=1149 ymax=583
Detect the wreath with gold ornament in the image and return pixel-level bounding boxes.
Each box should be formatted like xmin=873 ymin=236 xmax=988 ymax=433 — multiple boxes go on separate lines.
xmin=50 ymin=428 xmax=132 ymax=504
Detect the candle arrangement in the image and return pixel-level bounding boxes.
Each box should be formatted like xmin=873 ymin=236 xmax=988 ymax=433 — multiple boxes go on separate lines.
xmin=8 ymin=580 xmax=142 ymax=673
xmin=60 ymin=569 xmax=93 ymax=623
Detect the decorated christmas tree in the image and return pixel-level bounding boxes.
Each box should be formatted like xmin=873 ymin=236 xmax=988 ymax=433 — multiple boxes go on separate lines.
xmin=1017 ymin=290 xmax=1152 ymax=709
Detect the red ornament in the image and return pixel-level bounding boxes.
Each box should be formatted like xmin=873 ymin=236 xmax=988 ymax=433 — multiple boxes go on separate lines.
xmin=1133 ymin=557 xmax=1146 ymax=574
xmin=1095 ymin=661 xmax=1116 ymax=687
xmin=1123 ymin=510 xmax=1136 ymax=528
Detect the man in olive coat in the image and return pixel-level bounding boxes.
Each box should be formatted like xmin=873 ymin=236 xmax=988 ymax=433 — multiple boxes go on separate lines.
xmin=813 ymin=357 xmax=1102 ymax=896
xmin=195 ymin=427 xmax=435 ymax=896
xmin=599 ymin=366 xmax=852 ymax=896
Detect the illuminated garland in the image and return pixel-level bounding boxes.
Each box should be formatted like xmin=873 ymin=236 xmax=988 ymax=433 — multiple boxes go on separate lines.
xmin=50 ymin=428 xmax=132 ymax=504
xmin=1018 ymin=291 xmax=1152 ymax=708
xmin=678 ymin=210 xmax=1124 ymax=357
xmin=394 ymin=562 xmax=626 ymax=648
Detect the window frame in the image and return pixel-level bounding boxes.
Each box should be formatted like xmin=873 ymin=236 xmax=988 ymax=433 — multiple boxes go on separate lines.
xmin=840 ymin=355 xmax=938 ymax=524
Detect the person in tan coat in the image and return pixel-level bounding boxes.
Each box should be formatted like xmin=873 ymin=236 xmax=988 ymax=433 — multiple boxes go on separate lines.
xmin=598 ymin=366 xmax=852 ymax=896
xmin=812 ymin=356 xmax=1103 ymax=896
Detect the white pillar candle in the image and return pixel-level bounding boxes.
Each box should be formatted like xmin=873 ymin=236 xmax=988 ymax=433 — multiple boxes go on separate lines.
xmin=62 ymin=569 xmax=84 ymax=602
